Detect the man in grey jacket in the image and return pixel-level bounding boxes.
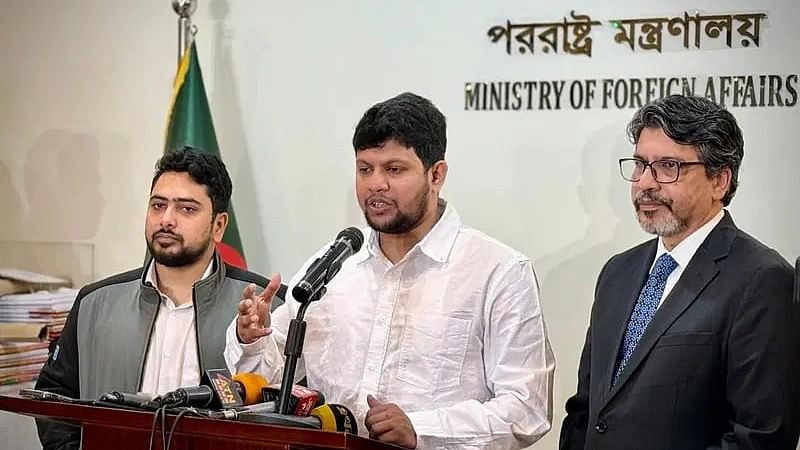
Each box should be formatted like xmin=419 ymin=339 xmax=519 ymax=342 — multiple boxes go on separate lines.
xmin=35 ymin=147 xmax=281 ymax=450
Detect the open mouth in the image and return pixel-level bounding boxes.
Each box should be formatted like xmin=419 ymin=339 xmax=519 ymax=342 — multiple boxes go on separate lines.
xmin=367 ymin=198 xmax=394 ymax=213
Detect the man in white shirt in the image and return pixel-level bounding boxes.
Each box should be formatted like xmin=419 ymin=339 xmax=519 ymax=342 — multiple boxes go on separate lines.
xmin=560 ymin=95 xmax=800 ymax=450
xmin=226 ymin=92 xmax=555 ymax=449
xmin=36 ymin=147 xmax=272 ymax=450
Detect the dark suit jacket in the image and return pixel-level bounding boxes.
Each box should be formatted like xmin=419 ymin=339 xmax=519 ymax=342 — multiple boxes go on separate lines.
xmin=560 ymin=212 xmax=800 ymax=450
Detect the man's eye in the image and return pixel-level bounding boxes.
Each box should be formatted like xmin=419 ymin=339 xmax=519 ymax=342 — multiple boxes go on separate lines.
xmin=659 ymin=160 xmax=679 ymax=170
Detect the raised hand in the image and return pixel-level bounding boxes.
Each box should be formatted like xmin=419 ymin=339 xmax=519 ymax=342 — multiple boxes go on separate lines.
xmin=236 ymin=274 xmax=282 ymax=344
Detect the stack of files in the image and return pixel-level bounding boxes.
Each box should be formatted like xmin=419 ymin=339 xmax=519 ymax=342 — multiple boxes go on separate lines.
xmin=0 ymin=284 xmax=79 ymax=386
xmin=0 ymin=341 xmax=50 ymax=386
xmin=0 ymin=288 xmax=79 ymax=343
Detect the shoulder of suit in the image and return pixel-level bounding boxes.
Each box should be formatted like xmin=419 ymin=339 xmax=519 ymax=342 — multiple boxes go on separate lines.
xmin=76 ymin=267 xmax=143 ymax=302
xmin=727 ymin=228 xmax=792 ymax=270
xmin=606 ymin=239 xmax=657 ymax=266
xmin=223 ymin=265 xmax=269 ymax=288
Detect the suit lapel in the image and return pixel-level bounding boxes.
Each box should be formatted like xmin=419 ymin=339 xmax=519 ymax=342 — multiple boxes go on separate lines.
xmin=602 ymin=212 xmax=736 ymax=407
xmin=595 ymin=242 xmax=655 ymax=403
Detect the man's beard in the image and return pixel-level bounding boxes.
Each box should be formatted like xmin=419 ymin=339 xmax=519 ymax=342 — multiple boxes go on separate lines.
xmin=146 ymin=231 xmax=210 ymax=267
xmin=365 ymin=186 xmax=429 ymax=235
xmin=634 ymin=191 xmax=686 ymax=237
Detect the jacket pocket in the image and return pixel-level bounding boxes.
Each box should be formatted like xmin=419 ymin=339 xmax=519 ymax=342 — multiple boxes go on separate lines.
xmin=396 ymin=314 xmax=472 ymax=392
xmin=656 ymin=331 xmax=713 ymax=347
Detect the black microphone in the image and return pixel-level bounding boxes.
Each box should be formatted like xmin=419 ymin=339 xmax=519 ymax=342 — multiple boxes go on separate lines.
xmin=158 ymin=369 xmax=243 ymax=409
xmin=97 ymin=391 xmax=159 ymax=410
xmin=291 ymin=227 xmax=364 ymax=303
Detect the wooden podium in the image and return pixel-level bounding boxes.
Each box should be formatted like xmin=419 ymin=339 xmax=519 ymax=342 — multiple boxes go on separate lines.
xmin=0 ymin=395 xmax=399 ymax=450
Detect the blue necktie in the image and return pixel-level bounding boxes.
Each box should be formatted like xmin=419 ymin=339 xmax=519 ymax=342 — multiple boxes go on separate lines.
xmin=613 ymin=253 xmax=678 ymax=386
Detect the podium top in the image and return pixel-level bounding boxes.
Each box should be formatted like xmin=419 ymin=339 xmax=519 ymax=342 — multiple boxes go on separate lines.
xmin=0 ymin=394 xmax=400 ymax=450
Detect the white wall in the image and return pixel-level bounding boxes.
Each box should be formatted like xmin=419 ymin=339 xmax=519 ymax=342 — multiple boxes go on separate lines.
xmin=1 ymin=1 xmax=798 ymax=449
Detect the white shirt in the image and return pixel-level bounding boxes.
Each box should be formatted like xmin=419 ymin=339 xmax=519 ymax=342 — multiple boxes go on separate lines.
xmin=225 ymin=201 xmax=555 ymax=449
xmin=139 ymin=259 xmax=214 ymax=396
xmin=654 ymin=209 xmax=725 ymax=307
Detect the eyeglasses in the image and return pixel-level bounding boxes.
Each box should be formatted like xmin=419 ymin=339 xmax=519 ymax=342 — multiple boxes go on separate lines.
xmin=618 ymin=158 xmax=706 ymax=184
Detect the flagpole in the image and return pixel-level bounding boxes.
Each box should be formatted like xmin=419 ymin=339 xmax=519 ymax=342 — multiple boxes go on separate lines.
xmin=172 ymin=0 xmax=198 ymax=64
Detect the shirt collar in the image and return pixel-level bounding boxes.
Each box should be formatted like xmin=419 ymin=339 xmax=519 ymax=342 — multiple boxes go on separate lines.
xmin=653 ymin=209 xmax=725 ymax=271
xmin=144 ymin=257 xmax=215 ymax=304
xmin=354 ymin=198 xmax=462 ymax=265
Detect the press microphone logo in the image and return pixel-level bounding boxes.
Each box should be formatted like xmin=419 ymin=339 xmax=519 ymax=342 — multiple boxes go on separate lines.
xmin=200 ymin=368 xmax=243 ymax=409
xmin=211 ymin=373 xmax=239 ymax=408
xmin=335 ymin=405 xmax=355 ymax=434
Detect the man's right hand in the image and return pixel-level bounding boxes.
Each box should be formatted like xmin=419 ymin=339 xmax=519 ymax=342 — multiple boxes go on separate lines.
xmin=236 ymin=274 xmax=282 ymax=344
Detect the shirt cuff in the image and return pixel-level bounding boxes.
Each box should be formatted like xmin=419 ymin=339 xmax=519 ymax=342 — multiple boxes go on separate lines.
xmin=226 ymin=320 xmax=272 ymax=357
xmin=238 ymin=335 xmax=271 ymax=356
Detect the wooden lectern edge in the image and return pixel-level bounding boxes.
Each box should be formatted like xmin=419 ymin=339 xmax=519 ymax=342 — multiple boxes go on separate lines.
xmin=0 ymin=395 xmax=398 ymax=450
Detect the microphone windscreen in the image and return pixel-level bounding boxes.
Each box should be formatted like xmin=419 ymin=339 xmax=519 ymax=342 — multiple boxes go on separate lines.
xmin=310 ymin=404 xmax=358 ymax=434
xmin=338 ymin=227 xmax=364 ymax=252
xmin=232 ymin=373 xmax=270 ymax=405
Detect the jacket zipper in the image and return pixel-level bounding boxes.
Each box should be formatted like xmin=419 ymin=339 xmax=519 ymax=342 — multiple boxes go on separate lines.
xmin=138 ymin=285 xmax=161 ymax=391
xmin=193 ymin=286 xmax=203 ymax=374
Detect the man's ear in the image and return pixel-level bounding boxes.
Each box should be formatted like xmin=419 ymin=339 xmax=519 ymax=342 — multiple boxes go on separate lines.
xmin=711 ymin=167 xmax=732 ymax=202
xmin=429 ymin=160 xmax=448 ymax=193
xmin=212 ymin=212 xmax=229 ymax=243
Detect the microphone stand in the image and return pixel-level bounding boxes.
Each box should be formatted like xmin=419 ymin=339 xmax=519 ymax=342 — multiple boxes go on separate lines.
xmin=277 ymin=287 xmax=325 ymax=415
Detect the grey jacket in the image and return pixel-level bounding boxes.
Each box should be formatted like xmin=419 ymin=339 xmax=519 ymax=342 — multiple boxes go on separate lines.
xmin=35 ymin=252 xmax=276 ymax=450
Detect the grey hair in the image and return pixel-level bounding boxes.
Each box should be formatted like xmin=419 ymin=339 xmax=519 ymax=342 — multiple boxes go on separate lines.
xmin=626 ymin=95 xmax=744 ymax=206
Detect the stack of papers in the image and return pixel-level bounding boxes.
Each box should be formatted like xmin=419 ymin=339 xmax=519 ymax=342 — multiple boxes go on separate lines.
xmin=0 ymin=341 xmax=50 ymax=386
xmin=0 ymin=275 xmax=79 ymax=386
xmin=0 ymin=288 xmax=79 ymax=342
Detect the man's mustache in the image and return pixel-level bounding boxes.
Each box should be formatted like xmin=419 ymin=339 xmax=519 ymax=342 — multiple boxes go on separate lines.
xmin=634 ymin=191 xmax=673 ymax=209
xmin=152 ymin=230 xmax=182 ymax=242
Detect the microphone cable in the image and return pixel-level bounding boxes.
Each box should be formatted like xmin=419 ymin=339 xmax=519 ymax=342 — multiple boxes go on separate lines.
xmin=147 ymin=405 xmax=168 ymax=450
xmin=165 ymin=408 xmax=199 ymax=450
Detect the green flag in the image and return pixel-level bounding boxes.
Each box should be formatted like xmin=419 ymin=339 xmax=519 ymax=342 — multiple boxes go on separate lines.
xmin=165 ymin=42 xmax=246 ymax=269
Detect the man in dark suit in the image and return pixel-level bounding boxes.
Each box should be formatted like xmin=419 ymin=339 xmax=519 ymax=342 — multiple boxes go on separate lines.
xmin=559 ymin=95 xmax=800 ymax=450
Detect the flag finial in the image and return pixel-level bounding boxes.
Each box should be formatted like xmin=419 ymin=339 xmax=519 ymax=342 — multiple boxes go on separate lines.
xmin=172 ymin=0 xmax=198 ymax=64
xmin=172 ymin=0 xmax=197 ymax=18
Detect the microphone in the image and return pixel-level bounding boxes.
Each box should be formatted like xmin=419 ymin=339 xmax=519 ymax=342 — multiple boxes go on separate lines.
xmin=292 ymin=227 xmax=364 ymax=303
xmin=158 ymin=369 xmax=243 ymax=409
xmin=230 ymin=372 xmax=323 ymax=415
xmin=231 ymin=372 xmax=270 ymax=405
xmin=236 ymin=404 xmax=358 ymax=433
xmin=261 ymin=384 xmax=325 ymax=416
xmin=310 ymin=404 xmax=359 ymax=434
xmin=280 ymin=227 xmax=362 ymax=414
xmin=97 ymin=391 xmax=159 ymax=410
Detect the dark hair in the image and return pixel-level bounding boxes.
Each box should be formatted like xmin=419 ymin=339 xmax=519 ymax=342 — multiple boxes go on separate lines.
xmin=352 ymin=92 xmax=447 ymax=169
xmin=151 ymin=146 xmax=233 ymax=215
xmin=627 ymin=95 xmax=744 ymax=205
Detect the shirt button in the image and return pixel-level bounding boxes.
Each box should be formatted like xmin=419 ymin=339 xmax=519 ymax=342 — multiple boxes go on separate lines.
xmin=595 ymin=420 xmax=607 ymax=434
